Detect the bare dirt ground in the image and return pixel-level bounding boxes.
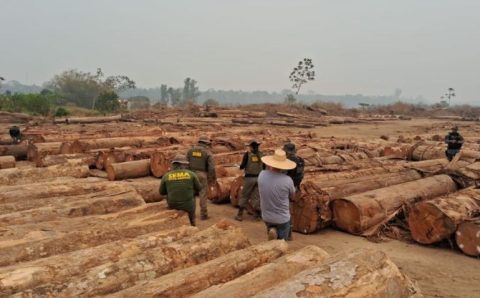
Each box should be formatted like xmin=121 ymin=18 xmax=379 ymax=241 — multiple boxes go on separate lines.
xmin=198 ymin=119 xmax=480 ymax=298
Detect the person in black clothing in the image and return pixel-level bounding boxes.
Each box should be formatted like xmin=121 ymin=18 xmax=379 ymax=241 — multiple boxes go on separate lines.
xmin=235 ymin=140 xmax=263 ymax=221
xmin=9 ymin=126 xmax=22 ymax=144
xmin=445 ymin=126 xmax=464 ymax=161
xmin=283 ymin=143 xmax=305 ymax=191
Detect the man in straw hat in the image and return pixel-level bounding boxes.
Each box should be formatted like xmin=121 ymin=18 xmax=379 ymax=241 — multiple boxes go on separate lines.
xmin=160 ymin=154 xmax=202 ymax=226
xmin=186 ymin=135 xmax=217 ymax=220
xmin=235 ymin=139 xmax=264 ymax=221
xmin=258 ymin=149 xmax=297 ymax=240
xmin=445 ymin=125 xmax=464 ymax=161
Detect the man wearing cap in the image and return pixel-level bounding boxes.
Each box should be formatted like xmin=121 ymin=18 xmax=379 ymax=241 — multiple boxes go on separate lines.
xmin=258 ymin=149 xmax=297 ymax=240
xmin=445 ymin=126 xmax=464 ymax=161
xmin=159 ymin=154 xmax=202 ymax=226
xmin=235 ymin=139 xmax=263 ymax=221
xmin=186 ymin=135 xmax=217 ymax=220
xmin=9 ymin=126 xmax=22 ymax=144
xmin=283 ymin=143 xmax=305 ymax=191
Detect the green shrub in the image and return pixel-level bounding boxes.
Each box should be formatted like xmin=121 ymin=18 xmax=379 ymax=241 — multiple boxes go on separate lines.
xmin=55 ymin=106 xmax=70 ymax=117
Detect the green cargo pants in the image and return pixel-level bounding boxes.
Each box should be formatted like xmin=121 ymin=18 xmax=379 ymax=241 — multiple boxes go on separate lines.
xmin=239 ymin=176 xmax=260 ymax=211
xmin=195 ymin=171 xmax=209 ymax=218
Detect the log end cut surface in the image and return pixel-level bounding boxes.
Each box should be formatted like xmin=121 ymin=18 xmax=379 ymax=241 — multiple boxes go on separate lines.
xmin=408 ymin=202 xmax=456 ymax=244
xmin=456 ymin=221 xmax=480 ymax=257
xmin=332 ymin=199 xmax=362 ymax=234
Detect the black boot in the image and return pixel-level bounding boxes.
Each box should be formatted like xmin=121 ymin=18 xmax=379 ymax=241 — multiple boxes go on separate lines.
xmin=235 ymin=208 xmax=244 ymax=221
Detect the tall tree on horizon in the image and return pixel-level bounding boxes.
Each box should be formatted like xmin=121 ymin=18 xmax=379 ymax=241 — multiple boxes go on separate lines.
xmin=289 ymin=58 xmax=315 ymax=95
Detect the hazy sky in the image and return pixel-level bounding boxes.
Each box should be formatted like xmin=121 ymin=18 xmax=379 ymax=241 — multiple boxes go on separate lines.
xmin=1 ymin=0 xmax=479 ymax=103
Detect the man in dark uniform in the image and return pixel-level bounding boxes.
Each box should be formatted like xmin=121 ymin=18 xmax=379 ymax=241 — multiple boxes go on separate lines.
xmin=283 ymin=143 xmax=305 ymax=191
xmin=235 ymin=139 xmax=263 ymax=221
xmin=9 ymin=126 xmax=22 ymax=144
xmin=186 ymin=135 xmax=217 ymax=220
xmin=445 ymin=126 xmax=464 ymax=161
xmin=160 ymin=154 xmax=202 ymax=226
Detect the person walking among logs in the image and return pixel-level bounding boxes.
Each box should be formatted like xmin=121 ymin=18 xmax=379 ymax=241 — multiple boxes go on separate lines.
xmin=258 ymin=149 xmax=297 ymax=240
xmin=187 ymin=135 xmax=217 ymax=220
xmin=235 ymin=139 xmax=263 ymax=221
xmin=159 ymin=154 xmax=202 ymax=226
xmin=9 ymin=126 xmax=22 ymax=144
xmin=445 ymin=126 xmax=464 ymax=161
xmin=283 ymin=143 xmax=305 ymax=191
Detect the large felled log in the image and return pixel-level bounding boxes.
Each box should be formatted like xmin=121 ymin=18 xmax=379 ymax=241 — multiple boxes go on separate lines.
xmin=44 ymin=221 xmax=250 ymax=297
xmin=0 ymin=204 xmax=189 ymax=266
xmin=408 ymin=188 xmax=480 ymax=244
xmin=95 ymin=147 xmax=131 ymax=169
xmin=113 ymin=240 xmax=288 ymax=297
xmin=194 ymin=245 xmax=330 ymax=298
xmin=209 ymin=177 xmax=236 ymax=203
xmin=54 ymin=114 xmax=123 ymax=124
xmin=27 ymin=142 xmax=62 ymax=162
xmin=333 ymin=175 xmax=457 ymax=236
xmin=69 ymin=136 xmax=164 ymax=153
xmin=106 ymin=159 xmax=151 ymax=181
xmin=0 ymin=164 xmax=90 ymax=186
xmin=408 ymin=143 xmax=444 ymax=161
xmin=121 ymin=177 xmax=163 ymax=202
xmin=0 ymin=226 xmax=198 ymax=295
xmin=292 ymin=169 xmax=423 ymax=234
xmin=230 ymin=176 xmax=244 ymax=207
xmin=36 ymin=153 xmax=96 ymax=167
xmin=0 ymin=155 xmax=15 ymax=169
xmin=455 ymin=219 xmax=480 ymax=257
xmin=150 ymin=151 xmax=170 ymax=177
xmin=253 ymin=249 xmax=420 ymax=298
xmin=0 ymin=142 xmax=28 ymax=159
xmin=0 ymin=187 xmax=145 ymax=225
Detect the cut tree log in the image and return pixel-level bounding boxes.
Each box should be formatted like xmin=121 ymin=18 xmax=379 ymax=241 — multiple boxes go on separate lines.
xmin=408 ymin=188 xmax=480 ymax=244
xmin=193 ymin=245 xmax=330 ymax=298
xmin=0 ymin=155 xmax=15 ymax=169
xmin=121 ymin=177 xmax=163 ymax=203
xmin=253 ymin=249 xmax=421 ymax=298
xmin=0 ymin=226 xmax=198 ymax=295
xmin=53 ymin=114 xmax=123 ymax=124
xmin=333 ymin=175 xmax=457 ymax=236
xmin=150 ymin=151 xmax=170 ymax=177
xmin=106 ymin=159 xmax=151 ymax=181
xmin=0 ymin=164 xmax=90 ymax=186
xmin=0 ymin=142 xmax=28 ymax=159
xmin=0 ymin=204 xmax=189 ymax=266
xmin=209 ymin=177 xmax=236 ymax=203
xmin=407 ymin=143 xmax=445 ymax=161
xmin=68 ymin=136 xmax=164 ymax=153
xmin=36 ymin=153 xmax=96 ymax=167
xmin=455 ymin=219 xmax=480 ymax=257
xmin=292 ymin=169 xmax=423 ymax=234
xmin=26 ymin=142 xmax=62 ymax=162
xmin=230 ymin=176 xmax=244 ymax=207
xmin=0 ymin=187 xmax=145 ymax=225
xmin=44 ymin=221 xmax=250 ymax=297
xmin=112 ymin=240 xmax=288 ymax=297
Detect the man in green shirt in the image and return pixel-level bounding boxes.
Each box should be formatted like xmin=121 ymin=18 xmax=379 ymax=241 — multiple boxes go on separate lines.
xmin=160 ymin=154 xmax=202 ymax=226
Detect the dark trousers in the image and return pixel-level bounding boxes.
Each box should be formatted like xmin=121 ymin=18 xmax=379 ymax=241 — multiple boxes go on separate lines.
xmin=168 ymin=206 xmax=196 ymax=226
xmin=446 ymin=149 xmax=459 ymax=161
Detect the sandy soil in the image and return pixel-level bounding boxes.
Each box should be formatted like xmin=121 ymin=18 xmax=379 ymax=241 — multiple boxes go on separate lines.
xmin=196 ymin=119 xmax=480 ymax=298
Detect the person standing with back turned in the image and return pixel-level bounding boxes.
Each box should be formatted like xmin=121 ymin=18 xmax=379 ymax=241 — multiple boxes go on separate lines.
xmin=187 ymin=135 xmax=217 ymax=220
xmin=258 ymin=149 xmax=297 ymax=240
xmin=235 ymin=139 xmax=263 ymax=221
xmin=445 ymin=126 xmax=464 ymax=161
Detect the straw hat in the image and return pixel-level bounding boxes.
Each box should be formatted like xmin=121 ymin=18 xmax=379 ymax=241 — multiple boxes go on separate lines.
xmin=261 ymin=149 xmax=297 ymax=170
xmin=171 ymin=154 xmax=189 ymax=165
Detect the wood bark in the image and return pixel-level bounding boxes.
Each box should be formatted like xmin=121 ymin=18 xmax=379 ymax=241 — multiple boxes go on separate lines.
xmin=292 ymin=169 xmax=423 ymax=234
xmin=106 ymin=159 xmax=151 ymax=181
xmin=230 ymin=176 xmax=244 ymax=207
xmin=69 ymin=136 xmax=164 ymax=153
xmin=408 ymin=188 xmax=480 ymax=244
xmin=0 ymin=142 xmax=28 ymax=159
xmin=53 ymin=114 xmax=123 ymax=124
xmin=0 ymin=226 xmax=198 ymax=295
xmin=36 ymin=153 xmax=96 ymax=167
xmin=332 ymin=175 xmax=457 ymax=236
xmin=26 ymin=142 xmax=62 ymax=162
xmin=0 ymin=204 xmax=190 ymax=266
xmin=95 ymin=147 xmax=131 ymax=169
xmin=194 ymin=245 xmax=330 ymax=298
xmin=408 ymin=143 xmax=444 ymax=161
xmin=455 ymin=219 xmax=480 ymax=257
xmin=0 ymin=164 xmax=90 ymax=186
xmin=209 ymin=177 xmax=236 ymax=203
xmin=0 ymin=155 xmax=15 ymax=169
xmin=253 ymin=249 xmax=421 ymax=298
xmin=37 ymin=221 xmax=250 ymax=297
xmin=0 ymin=187 xmax=145 ymax=225
xmin=150 ymin=151 xmax=170 ymax=177
xmin=112 ymin=240 xmax=289 ymax=297
xmin=121 ymin=177 xmax=163 ymax=203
